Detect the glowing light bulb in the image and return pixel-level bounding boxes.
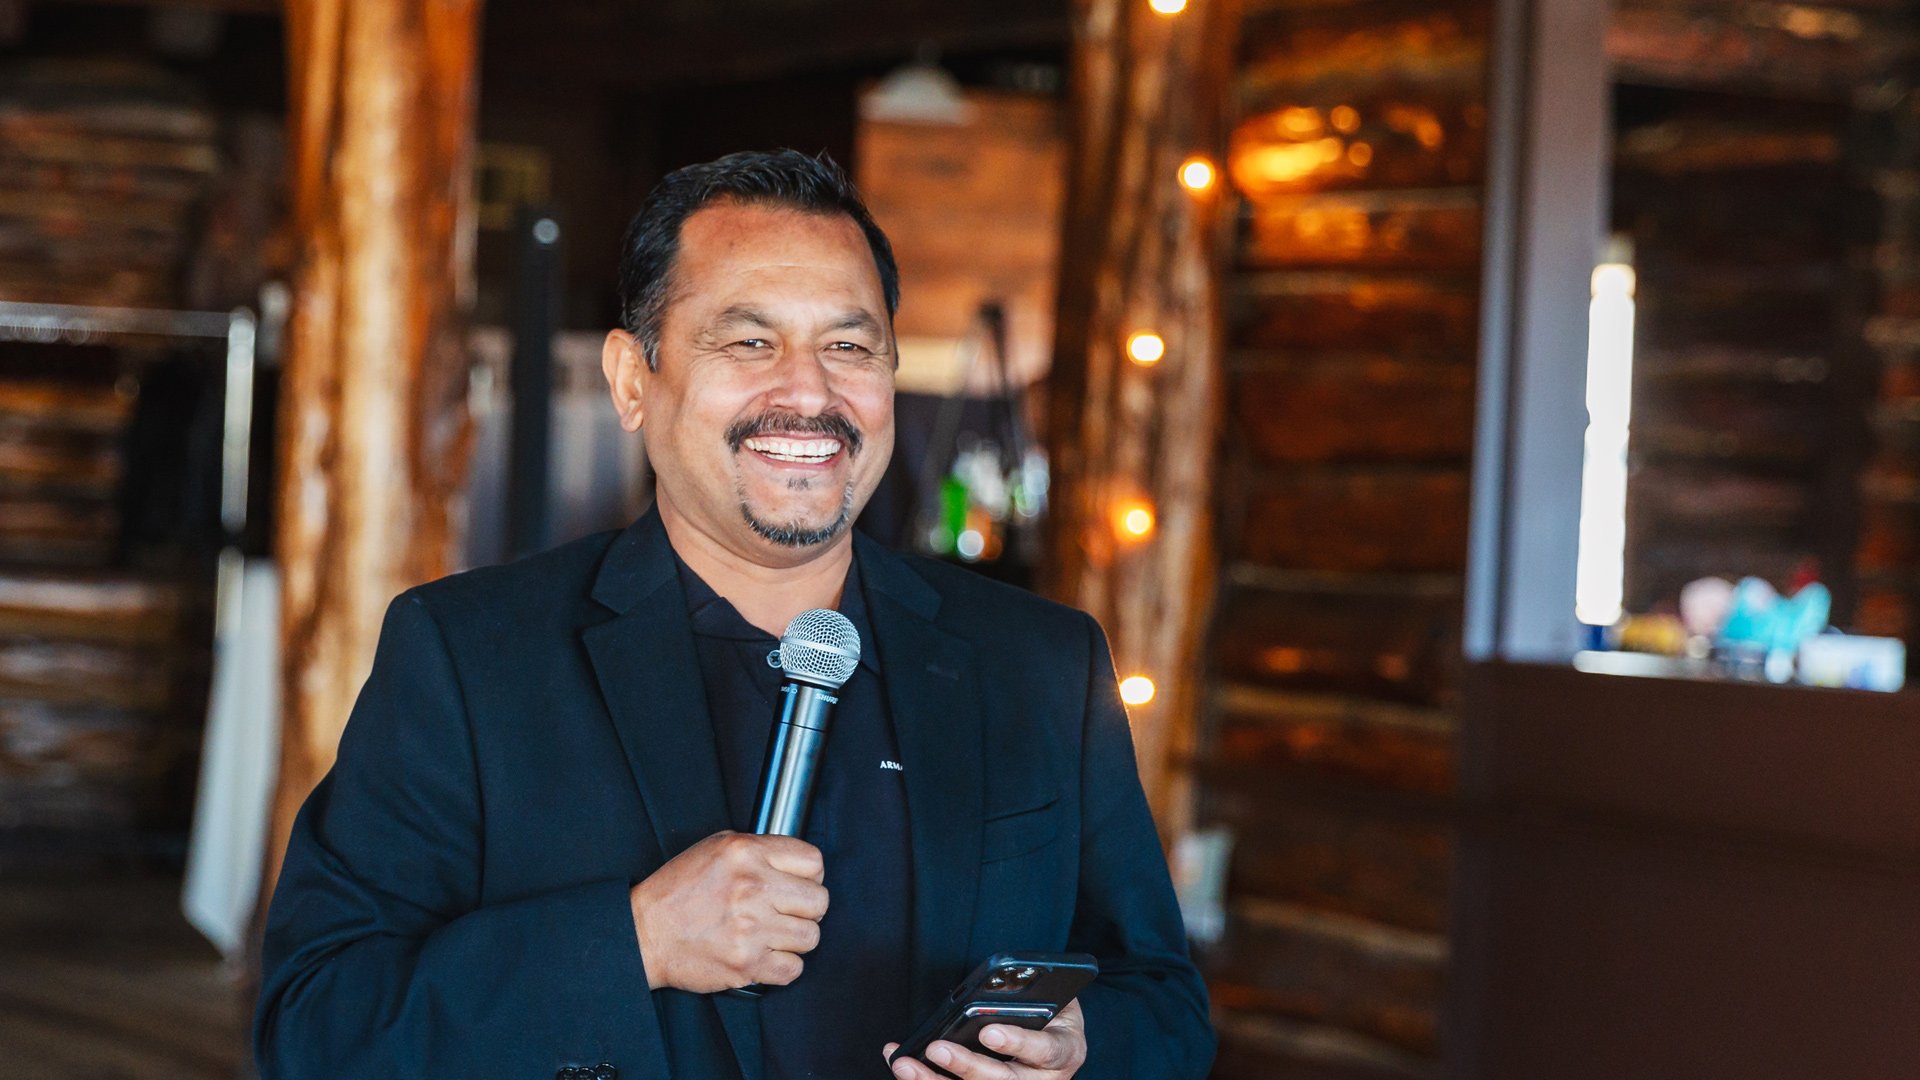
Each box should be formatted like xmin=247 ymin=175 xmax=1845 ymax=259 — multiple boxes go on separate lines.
xmin=1148 ymin=0 xmax=1187 ymax=13
xmin=1178 ymin=156 xmax=1216 ymax=192
xmin=1114 ymin=499 xmax=1156 ymax=541
xmin=1126 ymin=331 xmax=1165 ymax=366
xmin=1119 ymin=675 xmax=1157 ymax=706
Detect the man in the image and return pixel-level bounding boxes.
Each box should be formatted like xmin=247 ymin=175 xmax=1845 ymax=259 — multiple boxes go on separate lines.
xmin=255 ymin=149 xmax=1213 ymax=1080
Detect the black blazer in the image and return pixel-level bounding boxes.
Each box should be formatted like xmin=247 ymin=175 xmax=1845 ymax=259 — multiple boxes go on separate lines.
xmin=255 ymin=509 xmax=1214 ymax=1079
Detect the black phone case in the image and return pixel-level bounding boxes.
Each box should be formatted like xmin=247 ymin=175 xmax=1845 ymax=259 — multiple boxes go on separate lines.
xmin=889 ymin=952 xmax=1099 ymax=1078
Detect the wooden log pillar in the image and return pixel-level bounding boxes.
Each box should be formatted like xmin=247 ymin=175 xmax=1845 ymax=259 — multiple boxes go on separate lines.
xmin=1047 ymin=0 xmax=1239 ymax=833
xmin=264 ymin=0 xmax=481 ymax=894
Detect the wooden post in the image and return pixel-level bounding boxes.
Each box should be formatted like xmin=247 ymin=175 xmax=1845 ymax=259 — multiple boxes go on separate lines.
xmin=1047 ymin=0 xmax=1238 ymax=834
xmin=264 ymin=0 xmax=481 ymax=895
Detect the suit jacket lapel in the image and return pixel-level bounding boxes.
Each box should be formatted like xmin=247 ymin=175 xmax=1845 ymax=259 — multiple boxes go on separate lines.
xmin=582 ymin=508 xmax=762 ymax=1080
xmin=583 ymin=511 xmax=731 ymax=861
xmin=857 ymin=534 xmax=987 ymax=1015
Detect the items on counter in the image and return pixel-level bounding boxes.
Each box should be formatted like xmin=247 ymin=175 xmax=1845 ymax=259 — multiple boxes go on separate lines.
xmin=1604 ymin=574 xmax=1907 ymax=692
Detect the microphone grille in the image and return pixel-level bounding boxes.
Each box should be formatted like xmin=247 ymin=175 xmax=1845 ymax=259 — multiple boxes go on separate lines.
xmin=780 ymin=608 xmax=861 ymax=688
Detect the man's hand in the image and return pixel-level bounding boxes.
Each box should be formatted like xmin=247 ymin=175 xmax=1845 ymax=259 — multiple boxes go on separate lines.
xmin=882 ymin=999 xmax=1086 ymax=1080
xmin=628 ymin=830 xmax=828 ymax=993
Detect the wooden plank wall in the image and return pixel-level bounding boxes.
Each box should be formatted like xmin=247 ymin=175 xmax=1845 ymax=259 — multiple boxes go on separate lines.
xmin=1197 ymin=2 xmax=1488 ymax=1077
xmin=1850 ymin=10 xmax=1920 ymax=661
xmin=0 ymin=60 xmax=224 ymax=855
xmin=1607 ymin=0 xmax=1906 ymax=621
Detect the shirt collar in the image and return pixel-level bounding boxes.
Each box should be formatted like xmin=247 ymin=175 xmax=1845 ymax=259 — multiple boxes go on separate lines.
xmin=672 ymin=546 xmax=881 ymax=674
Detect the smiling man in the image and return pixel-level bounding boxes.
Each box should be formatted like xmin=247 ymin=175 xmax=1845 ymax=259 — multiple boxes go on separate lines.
xmin=254 ymin=150 xmax=1213 ymax=1080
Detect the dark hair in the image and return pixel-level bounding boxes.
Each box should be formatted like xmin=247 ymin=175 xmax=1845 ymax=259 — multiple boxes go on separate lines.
xmin=616 ymin=149 xmax=900 ymax=370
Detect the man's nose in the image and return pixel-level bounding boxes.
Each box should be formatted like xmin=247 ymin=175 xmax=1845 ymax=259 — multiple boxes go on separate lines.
xmin=767 ymin=349 xmax=834 ymax=414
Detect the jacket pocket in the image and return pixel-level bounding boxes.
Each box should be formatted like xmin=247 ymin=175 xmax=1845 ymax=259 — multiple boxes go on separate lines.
xmin=980 ymin=798 xmax=1061 ymax=863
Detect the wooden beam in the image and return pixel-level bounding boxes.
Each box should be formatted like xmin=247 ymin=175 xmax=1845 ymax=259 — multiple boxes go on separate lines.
xmin=264 ymin=0 xmax=481 ymax=896
xmin=1044 ymin=0 xmax=1239 ymax=835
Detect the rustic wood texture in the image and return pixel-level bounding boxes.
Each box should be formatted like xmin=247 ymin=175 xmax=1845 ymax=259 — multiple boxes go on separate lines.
xmin=0 ymin=572 xmax=180 ymax=645
xmin=1197 ymin=2 xmax=1487 ymax=1071
xmin=1213 ymin=574 xmax=1462 ymax=698
xmin=1229 ymin=360 xmax=1476 ymax=464
xmin=1234 ymin=3 xmax=1487 ymax=200
xmin=1219 ymin=816 xmax=1453 ymax=936
xmin=1608 ymin=0 xmax=1915 ymax=101
xmin=0 ymin=572 xmax=198 ymax=834
xmin=1233 ymin=467 xmax=1470 ymax=573
xmin=1211 ymin=1008 xmax=1438 ymax=1080
xmin=1207 ymin=898 xmax=1447 ymax=1055
xmin=1853 ymin=84 xmax=1920 ymax=655
xmin=1231 ymin=273 xmax=1479 ymax=357
xmin=857 ymin=92 xmax=1066 ymax=392
xmin=267 ymin=0 xmax=481 ymax=896
xmin=1046 ymin=0 xmax=1240 ymax=832
xmin=1241 ymin=189 xmax=1481 ymax=273
xmin=0 ymin=874 xmax=246 ymax=1079
xmin=1210 ymin=683 xmax=1455 ymax=798
xmin=0 ymin=380 xmax=132 ymax=434
xmin=0 ymin=60 xmax=222 ymax=308
xmin=1611 ymin=30 xmax=1880 ymax=618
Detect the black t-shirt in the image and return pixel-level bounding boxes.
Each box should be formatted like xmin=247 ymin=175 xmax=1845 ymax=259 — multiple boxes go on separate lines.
xmin=675 ymin=553 xmax=914 ymax=1079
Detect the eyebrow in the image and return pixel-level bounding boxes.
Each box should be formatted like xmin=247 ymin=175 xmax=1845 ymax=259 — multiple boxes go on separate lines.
xmin=825 ymin=310 xmax=886 ymax=337
xmin=708 ymin=305 xmax=778 ymax=332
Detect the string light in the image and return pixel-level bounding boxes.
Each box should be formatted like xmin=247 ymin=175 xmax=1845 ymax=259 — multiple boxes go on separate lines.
xmin=1178 ymin=156 xmax=1216 ymax=192
xmin=1126 ymin=331 xmax=1165 ymax=366
xmin=1114 ymin=498 xmax=1156 ymax=541
xmin=1108 ymin=78 xmax=1211 ymax=728
xmin=1119 ymin=675 xmax=1157 ymax=705
xmin=1148 ymin=0 xmax=1187 ymax=14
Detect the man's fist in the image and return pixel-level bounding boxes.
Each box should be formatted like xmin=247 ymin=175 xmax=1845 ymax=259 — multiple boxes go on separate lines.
xmin=629 ymin=831 xmax=829 ymax=993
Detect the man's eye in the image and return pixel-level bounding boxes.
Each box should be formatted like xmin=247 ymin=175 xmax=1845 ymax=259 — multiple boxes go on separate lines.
xmin=734 ymin=339 xmax=772 ymax=350
xmin=826 ymin=342 xmax=868 ymax=353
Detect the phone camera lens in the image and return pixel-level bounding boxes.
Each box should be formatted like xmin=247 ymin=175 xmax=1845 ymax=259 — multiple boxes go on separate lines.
xmin=1016 ymin=967 xmax=1037 ymax=981
xmin=986 ymin=974 xmax=1008 ymax=989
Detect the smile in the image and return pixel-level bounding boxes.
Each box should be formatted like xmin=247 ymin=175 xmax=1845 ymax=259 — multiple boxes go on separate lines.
xmin=743 ymin=436 xmax=844 ymax=464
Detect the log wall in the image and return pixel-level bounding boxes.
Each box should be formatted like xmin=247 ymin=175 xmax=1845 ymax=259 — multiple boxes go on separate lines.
xmin=1196 ymin=2 xmax=1488 ymax=1075
xmin=1606 ymin=0 xmax=1908 ymax=620
xmin=0 ymin=59 xmax=228 ymax=855
xmin=1856 ymin=22 xmax=1920 ymax=662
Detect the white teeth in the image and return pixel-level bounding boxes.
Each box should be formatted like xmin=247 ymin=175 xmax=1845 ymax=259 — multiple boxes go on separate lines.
xmin=744 ymin=436 xmax=842 ymax=463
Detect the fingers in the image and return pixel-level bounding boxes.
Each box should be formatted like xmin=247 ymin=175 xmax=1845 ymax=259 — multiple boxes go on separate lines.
xmin=979 ymin=1025 xmax=1078 ymax=1072
xmin=881 ymin=1043 xmax=952 ymax=1080
xmin=754 ymin=835 xmax=826 ymax=882
xmin=767 ymin=876 xmax=830 ymax=920
xmin=764 ymin=912 xmax=823 ymax=955
xmin=753 ymin=948 xmax=805 ymax=986
xmin=977 ymin=998 xmax=1085 ymax=1072
xmin=881 ymin=1042 xmax=920 ymax=1080
xmin=920 ymin=1041 xmax=1019 ymax=1080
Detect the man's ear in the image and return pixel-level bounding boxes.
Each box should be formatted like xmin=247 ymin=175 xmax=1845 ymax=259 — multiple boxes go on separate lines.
xmin=601 ymin=329 xmax=646 ymax=433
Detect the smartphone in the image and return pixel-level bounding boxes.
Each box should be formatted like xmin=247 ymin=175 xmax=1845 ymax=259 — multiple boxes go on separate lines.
xmin=888 ymin=952 xmax=1098 ymax=1078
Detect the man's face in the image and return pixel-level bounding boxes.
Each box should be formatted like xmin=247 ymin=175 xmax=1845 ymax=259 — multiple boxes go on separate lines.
xmin=620 ymin=200 xmax=896 ymax=563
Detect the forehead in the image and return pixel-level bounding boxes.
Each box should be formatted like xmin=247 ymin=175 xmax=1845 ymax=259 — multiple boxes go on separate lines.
xmin=671 ymin=200 xmax=881 ymax=301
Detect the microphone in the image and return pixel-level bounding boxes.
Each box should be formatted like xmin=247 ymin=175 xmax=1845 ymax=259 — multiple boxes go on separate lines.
xmin=753 ymin=608 xmax=861 ymax=837
xmin=729 ymin=608 xmax=862 ymax=1000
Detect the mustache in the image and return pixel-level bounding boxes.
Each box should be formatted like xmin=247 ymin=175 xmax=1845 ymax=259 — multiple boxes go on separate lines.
xmin=725 ymin=410 xmax=863 ymax=457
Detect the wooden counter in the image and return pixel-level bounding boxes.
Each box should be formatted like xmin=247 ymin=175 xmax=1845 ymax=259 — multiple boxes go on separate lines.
xmin=1448 ymin=662 xmax=1920 ymax=1080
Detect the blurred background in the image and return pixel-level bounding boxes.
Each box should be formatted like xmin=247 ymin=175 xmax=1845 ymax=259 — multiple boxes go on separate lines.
xmin=0 ymin=0 xmax=1915 ymax=1078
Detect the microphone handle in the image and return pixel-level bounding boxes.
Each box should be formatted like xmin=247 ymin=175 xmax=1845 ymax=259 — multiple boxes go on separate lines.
xmin=753 ymin=681 xmax=838 ymax=837
xmin=732 ymin=679 xmax=839 ymax=1000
